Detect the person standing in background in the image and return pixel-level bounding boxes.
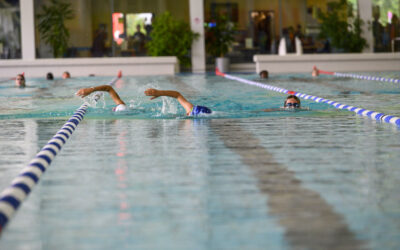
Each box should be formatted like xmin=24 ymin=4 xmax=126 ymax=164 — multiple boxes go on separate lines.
xmin=92 ymin=24 xmax=108 ymax=57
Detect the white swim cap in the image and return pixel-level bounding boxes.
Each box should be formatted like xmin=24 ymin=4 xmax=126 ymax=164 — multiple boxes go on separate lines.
xmin=114 ymin=104 xmax=127 ymax=112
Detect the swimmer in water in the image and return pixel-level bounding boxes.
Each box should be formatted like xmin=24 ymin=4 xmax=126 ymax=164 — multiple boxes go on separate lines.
xmin=312 ymin=66 xmax=319 ymax=77
xmin=62 ymin=71 xmax=71 ymax=79
xmin=75 ymin=85 xmax=127 ymax=112
xmin=261 ymin=95 xmax=301 ymax=112
xmin=46 ymin=72 xmax=54 ymax=80
xmin=283 ymin=95 xmax=301 ymax=109
xmin=15 ymin=74 xmax=26 ymax=88
xmin=144 ymin=88 xmax=212 ymax=116
xmin=259 ymin=70 xmax=269 ymax=79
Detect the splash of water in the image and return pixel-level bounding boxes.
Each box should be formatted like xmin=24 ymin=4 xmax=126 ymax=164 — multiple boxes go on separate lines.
xmin=86 ymin=92 xmax=106 ymax=108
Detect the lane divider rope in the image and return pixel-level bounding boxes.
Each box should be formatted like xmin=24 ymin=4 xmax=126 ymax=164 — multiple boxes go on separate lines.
xmin=216 ymin=68 xmax=400 ymax=128
xmin=0 ymin=71 xmax=122 ymax=233
xmin=315 ymin=66 xmax=400 ymax=83
xmin=0 ymin=103 xmax=88 ymax=233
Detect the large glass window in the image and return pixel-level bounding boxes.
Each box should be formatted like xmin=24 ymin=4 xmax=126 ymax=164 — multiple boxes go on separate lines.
xmin=204 ymin=0 xmax=309 ymax=64
xmin=204 ymin=0 xmax=399 ymax=64
xmin=28 ymin=0 xmax=400 ymax=62
xmin=372 ymin=0 xmax=400 ymax=52
xmin=0 ymin=0 xmax=21 ymax=59
xmin=34 ymin=0 xmax=189 ymax=58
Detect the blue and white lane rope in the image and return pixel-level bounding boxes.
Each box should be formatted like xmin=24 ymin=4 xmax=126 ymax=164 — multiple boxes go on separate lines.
xmin=215 ymin=69 xmax=400 ymax=128
xmin=317 ymin=67 xmax=400 ymax=84
xmin=0 ymin=103 xmax=88 ymax=233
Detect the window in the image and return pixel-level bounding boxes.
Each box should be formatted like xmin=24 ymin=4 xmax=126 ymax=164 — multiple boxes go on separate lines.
xmin=34 ymin=0 xmax=189 ymax=58
xmin=372 ymin=0 xmax=400 ymax=52
xmin=0 ymin=0 xmax=21 ymax=59
xmin=204 ymin=0 xmax=308 ymax=63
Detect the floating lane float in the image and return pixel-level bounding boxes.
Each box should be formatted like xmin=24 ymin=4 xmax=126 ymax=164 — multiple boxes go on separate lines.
xmin=0 ymin=71 xmax=123 ymax=233
xmin=315 ymin=66 xmax=400 ymax=84
xmin=0 ymin=103 xmax=88 ymax=233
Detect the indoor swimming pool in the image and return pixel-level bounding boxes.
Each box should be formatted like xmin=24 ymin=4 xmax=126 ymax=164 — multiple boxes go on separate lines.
xmin=0 ymin=71 xmax=399 ymax=250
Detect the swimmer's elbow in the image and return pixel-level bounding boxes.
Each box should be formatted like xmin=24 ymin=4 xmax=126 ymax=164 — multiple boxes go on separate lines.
xmin=104 ymin=85 xmax=113 ymax=92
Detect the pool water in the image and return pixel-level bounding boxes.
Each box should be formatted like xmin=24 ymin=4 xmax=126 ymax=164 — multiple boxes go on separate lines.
xmin=0 ymin=72 xmax=399 ymax=250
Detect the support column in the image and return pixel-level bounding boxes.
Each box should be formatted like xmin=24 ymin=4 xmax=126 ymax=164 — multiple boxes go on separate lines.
xmin=20 ymin=0 xmax=36 ymax=60
xmin=110 ymin=0 xmax=115 ymax=57
xmin=278 ymin=0 xmax=283 ymax=38
xmin=189 ymin=0 xmax=206 ymax=73
xmin=358 ymin=0 xmax=373 ymax=53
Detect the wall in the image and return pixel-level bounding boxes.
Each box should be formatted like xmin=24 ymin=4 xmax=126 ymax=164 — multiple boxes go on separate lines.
xmin=0 ymin=57 xmax=178 ymax=78
xmin=254 ymin=53 xmax=400 ymax=73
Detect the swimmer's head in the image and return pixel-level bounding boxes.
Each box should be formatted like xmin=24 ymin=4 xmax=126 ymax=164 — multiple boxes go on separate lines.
xmin=312 ymin=66 xmax=319 ymax=77
xmin=15 ymin=74 xmax=25 ymax=88
xmin=284 ymin=95 xmax=300 ymax=108
xmin=113 ymin=104 xmax=127 ymax=112
xmin=62 ymin=71 xmax=71 ymax=79
xmin=259 ymin=70 xmax=269 ymax=79
xmin=47 ymin=72 xmax=54 ymax=80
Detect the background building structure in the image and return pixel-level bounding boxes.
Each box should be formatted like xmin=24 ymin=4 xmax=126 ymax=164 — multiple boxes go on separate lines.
xmin=0 ymin=0 xmax=399 ymax=76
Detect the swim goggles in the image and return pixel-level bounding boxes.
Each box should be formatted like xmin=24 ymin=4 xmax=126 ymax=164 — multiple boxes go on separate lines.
xmin=285 ymin=103 xmax=300 ymax=108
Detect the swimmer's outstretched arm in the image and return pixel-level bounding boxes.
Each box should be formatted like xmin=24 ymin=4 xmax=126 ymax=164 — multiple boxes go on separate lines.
xmin=76 ymin=85 xmax=125 ymax=105
xmin=145 ymin=88 xmax=193 ymax=115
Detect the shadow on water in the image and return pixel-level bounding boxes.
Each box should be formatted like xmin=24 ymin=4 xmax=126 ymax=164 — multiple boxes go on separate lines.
xmin=210 ymin=119 xmax=366 ymax=250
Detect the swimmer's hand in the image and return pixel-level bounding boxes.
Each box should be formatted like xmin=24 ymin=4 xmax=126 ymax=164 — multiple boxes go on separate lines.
xmin=144 ymin=88 xmax=161 ymax=100
xmin=75 ymin=87 xmax=94 ymax=98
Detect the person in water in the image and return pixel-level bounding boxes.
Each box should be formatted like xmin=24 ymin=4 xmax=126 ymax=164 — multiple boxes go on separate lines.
xmin=46 ymin=72 xmax=54 ymax=80
xmin=312 ymin=66 xmax=319 ymax=77
xmin=261 ymin=95 xmax=301 ymax=112
xmin=76 ymin=87 xmax=212 ymax=116
xmin=62 ymin=71 xmax=71 ymax=79
xmin=76 ymin=85 xmax=127 ymax=112
xmin=144 ymin=88 xmax=212 ymax=116
xmin=259 ymin=70 xmax=269 ymax=79
xmin=283 ymin=95 xmax=301 ymax=108
xmin=15 ymin=74 xmax=26 ymax=88
xmin=75 ymin=71 xmax=125 ymax=111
